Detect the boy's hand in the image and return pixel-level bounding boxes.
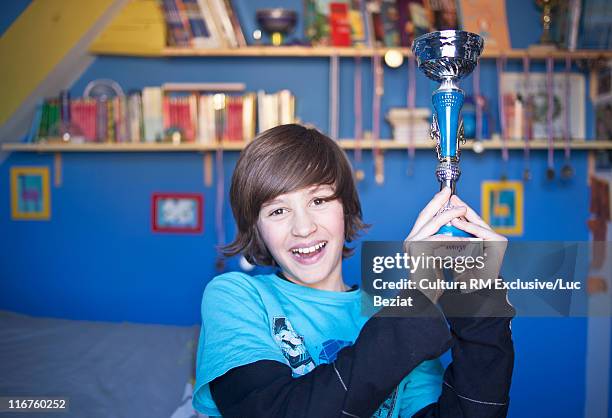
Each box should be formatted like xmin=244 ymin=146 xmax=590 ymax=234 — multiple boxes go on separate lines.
xmin=404 ymin=187 xmax=469 ymax=303
xmin=447 ymin=194 xmax=508 ymax=292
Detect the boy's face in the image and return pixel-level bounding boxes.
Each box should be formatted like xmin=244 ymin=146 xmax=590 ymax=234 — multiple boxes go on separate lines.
xmin=257 ymin=184 xmax=345 ymax=291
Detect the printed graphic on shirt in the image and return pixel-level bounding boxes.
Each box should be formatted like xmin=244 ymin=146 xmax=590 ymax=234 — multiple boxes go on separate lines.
xmin=372 ymin=387 xmax=398 ymax=418
xmin=318 ymin=339 xmax=398 ymax=418
xmin=318 ymin=339 xmax=352 ymax=363
xmin=272 ymin=317 xmax=315 ymax=376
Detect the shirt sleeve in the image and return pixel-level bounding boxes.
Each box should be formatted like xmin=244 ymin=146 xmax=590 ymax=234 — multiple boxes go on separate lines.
xmin=192 ymin=272 xmax=288 ymax=416
xmin=399 ymin=359 xmax=444 ymax=418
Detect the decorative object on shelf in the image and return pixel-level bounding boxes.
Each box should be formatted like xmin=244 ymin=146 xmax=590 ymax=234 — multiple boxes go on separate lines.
xmin=84 ymin=78 xmax=125 ymax=100
xmin=481 ymin=180 xmax=524 ymax=236
xmin=535 ymin=0 xmax=559 ymax=47
xmin=461 ymin=96 xmax=490 ymax=140
xmin=550 ymin=0 xmax=582 ymax=50
xmin=499 ymin=72 xmax=585 ymax=141
xmin=429 ymin=0 xmax=459 ymax=31
xmin=256 ymin=9 xmax=297 ymax=46
xmin=386 ymin=108 xmax=431 ymax=144
xmin=457 ymin=0 xmax=510 ymax=53
xmin=151 ymin=192 xmax=203 ymax=233
xmin=413 ymin=29 xmax=484 ymax=237
xmin=10 ymin=166 xmax=51 ymax=221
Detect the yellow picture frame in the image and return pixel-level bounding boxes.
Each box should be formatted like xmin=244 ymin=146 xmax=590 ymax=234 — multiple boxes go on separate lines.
xmin=481 ymin=180 xmax=523 ymax=236
xmin=10 ymin=166 xmax=51 ymax=220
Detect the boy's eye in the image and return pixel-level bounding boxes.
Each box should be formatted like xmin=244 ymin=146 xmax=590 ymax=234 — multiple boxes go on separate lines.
xmin=269 ymin=208 xmax=286 ymax=217
xmin=313 ymin=196 xmax=333 ymax=206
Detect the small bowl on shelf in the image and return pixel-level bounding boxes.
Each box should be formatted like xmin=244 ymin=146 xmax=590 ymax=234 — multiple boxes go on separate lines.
xmin=256 ymin=8 xmax=297 ymax=46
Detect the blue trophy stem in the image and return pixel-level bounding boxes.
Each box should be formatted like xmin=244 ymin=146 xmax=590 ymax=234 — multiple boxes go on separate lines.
xmin=432 ymin=90 xmax=463 ymax=159
xmin=432 ymin=89 xmax=473 ymax=237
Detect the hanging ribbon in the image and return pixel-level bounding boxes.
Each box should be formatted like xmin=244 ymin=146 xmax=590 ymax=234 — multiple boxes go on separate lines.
xmin=546 ymin=56 xmax=555 ymax=179
xmin=497 ymin=56 xmax=509 ymax=179
xmin=474 ymin=62 xmax=482 ymax=141
xmin=214 ymin=102 xmax=226 ymax=270
xmin=562 ymin=55 xmax=573 ymax=178
xmin=522 ymin=55 xmax=532 ymax=181
xmin=353 ymin=53 xmax=364 ymax=180
xmin=372 ymin=51 xmax=384 ymax=184
xmin=407 ymin=55 xmax=416 ymax=175
xmin=329 ymin=54 xmax=340 ymax=140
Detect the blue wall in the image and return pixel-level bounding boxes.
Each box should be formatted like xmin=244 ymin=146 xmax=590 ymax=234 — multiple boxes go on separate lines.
xmin=0 ymin=1 xmax=600 ymax=417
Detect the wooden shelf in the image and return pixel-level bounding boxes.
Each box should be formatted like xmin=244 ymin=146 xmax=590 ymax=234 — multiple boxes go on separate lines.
xmin=155 ymin=46 xmax=612 ymax=60
xmin=3 ymin=140 xmax=612 ymax=153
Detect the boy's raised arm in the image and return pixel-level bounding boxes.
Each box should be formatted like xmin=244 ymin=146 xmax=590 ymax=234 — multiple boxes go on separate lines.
xmin=411 ymin=287 xmax=515 ymax=418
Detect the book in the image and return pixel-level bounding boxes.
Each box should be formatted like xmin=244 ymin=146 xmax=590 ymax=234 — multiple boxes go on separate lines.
xmin=207 ymin=0 xmax=238 ymax=47
xmin=330 ymin=2 xmax=353 ymax=46
xmin=457 ymin=0 xmax=510 ymax=53
xmin=162 ymin=0 xmax=191 ymax=46
xmin=366 ymin=1 xmax=385 ymax=46
xmin=223 ymin=0 xmax=247 ymax=47
xmin=142 ymin=87 xmax=164 ymax=142
xmin=348 ymin=0 xmax=370 ymax=46
xmin=181 ymin=0 xmax=221 ymax=48
xmin=397 ymin=0 xmax=433 ymax=47
xmin=196 ymin=0 xmax=229 ymax=48
xmin=500 ymin=72 xmax=585 ymax=140
xmin=304 ymin=0 xmax=334 ymax=46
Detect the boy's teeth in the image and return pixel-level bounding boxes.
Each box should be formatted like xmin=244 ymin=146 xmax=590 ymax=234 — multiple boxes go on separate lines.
xmin=292 ymin=242 xmax=326 ymax=254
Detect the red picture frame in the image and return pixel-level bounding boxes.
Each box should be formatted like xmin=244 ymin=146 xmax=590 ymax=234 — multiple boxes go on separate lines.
xmin=152 ymin=193 xmax=203 ymax=233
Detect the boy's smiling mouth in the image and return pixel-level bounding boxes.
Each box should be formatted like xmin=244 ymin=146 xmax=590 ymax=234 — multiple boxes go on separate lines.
xmin=289 ymin=241 xmax=328 ymax=264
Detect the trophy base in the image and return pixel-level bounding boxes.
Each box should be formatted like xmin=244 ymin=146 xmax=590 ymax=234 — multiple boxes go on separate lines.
xmin=437 ymin=224 xmax=474 ymax=237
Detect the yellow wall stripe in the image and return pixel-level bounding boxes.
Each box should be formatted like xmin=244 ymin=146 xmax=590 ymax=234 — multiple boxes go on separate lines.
xmin=0 ymin=0 xmax=116 ymax=126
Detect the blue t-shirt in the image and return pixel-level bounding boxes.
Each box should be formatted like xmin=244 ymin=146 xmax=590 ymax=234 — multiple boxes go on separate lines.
xmin=193 ymin=271 xmax=443 ymax=417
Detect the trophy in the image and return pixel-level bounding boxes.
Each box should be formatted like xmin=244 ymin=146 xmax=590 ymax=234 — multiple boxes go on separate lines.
xmin=412 ymin=30 xmax=484 ymax=237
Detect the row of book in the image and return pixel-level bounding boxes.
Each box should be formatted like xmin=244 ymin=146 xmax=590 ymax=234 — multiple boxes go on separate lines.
xmin=161 ymin=0 xmax=246 ymax=48
xmin=27 ymin=88 xmax=296 ymax=144
xmin=303 ymin=0 xmax=513 ymax=50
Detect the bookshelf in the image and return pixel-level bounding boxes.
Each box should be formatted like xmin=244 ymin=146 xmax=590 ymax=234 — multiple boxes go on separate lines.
xmin=3 ymin=140 xmax=612 ymax=153
xmin=92 ymin=46 xmax=612 ymax=60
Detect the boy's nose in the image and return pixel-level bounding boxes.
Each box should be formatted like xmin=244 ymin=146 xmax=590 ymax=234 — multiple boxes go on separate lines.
xmin=291 ymin=211 xmax=317 ymax=237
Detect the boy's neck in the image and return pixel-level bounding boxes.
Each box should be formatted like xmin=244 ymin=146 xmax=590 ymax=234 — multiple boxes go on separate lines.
xmin=276 ymin=270 xmax=352 ymax=292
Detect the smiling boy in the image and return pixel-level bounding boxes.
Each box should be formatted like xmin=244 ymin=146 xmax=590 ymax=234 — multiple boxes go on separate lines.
xmin=193 ymin=124 xmax=515 ymax=418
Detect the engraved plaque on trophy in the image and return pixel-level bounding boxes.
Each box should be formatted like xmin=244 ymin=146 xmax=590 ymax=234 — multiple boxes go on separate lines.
xmin=412 ymin=30 xmax=484 ymax=237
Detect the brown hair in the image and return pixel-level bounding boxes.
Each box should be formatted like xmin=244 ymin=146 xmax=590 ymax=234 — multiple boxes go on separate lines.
xmin=223 ymin=123 xmax=368 ymax=266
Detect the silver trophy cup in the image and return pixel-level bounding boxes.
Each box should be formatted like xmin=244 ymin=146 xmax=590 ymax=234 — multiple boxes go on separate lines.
xmin=412 ymin=30 xmax=484 ymax=237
